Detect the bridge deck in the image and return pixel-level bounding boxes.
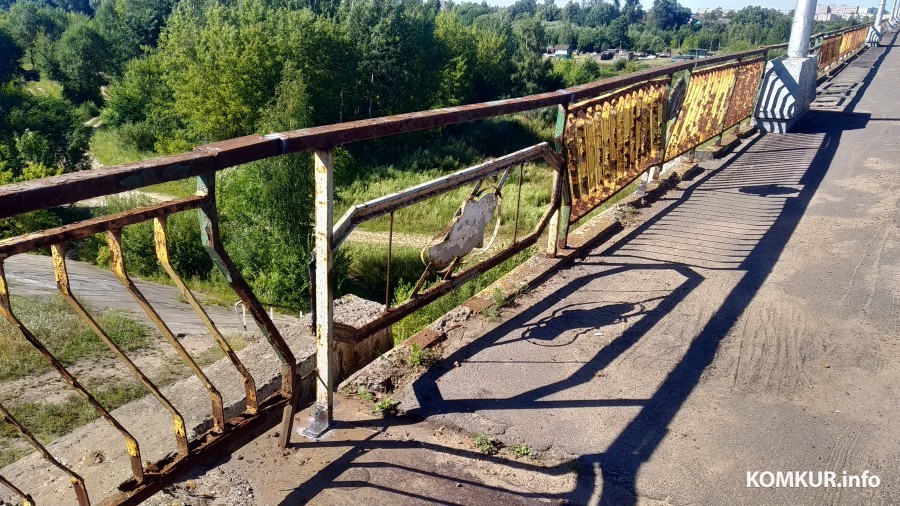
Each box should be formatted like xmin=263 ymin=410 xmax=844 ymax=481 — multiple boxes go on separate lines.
xmin=392 ymin=34 xmax=900 ymax=504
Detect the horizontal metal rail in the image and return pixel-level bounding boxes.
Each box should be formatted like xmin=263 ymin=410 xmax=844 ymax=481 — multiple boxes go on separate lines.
xmin=0 ymin=48 xmax=779 ymax=220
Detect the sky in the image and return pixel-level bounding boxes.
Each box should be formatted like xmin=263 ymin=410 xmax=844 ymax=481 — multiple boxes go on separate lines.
xmin=482 ymin=0 xmax=886 ymax=13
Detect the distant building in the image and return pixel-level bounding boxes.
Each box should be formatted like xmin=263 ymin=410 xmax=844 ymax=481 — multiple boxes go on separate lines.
xmin=547 ymin=45 xmax=572 ymax=58
xmin=815 ymin=4 xmax=873 ymax=20
xmin=815 ymin=12 xmax=841 ymax=21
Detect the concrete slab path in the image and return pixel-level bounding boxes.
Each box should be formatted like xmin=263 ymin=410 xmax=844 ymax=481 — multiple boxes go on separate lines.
xmin=2 ymin=253 xmax=297 ymax=337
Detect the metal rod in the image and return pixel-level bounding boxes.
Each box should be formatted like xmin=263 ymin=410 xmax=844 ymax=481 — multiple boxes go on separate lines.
xmin=0 ymin=474 xmax=34 ymax=506
xmin=385 ymin=212 xmax=394 ymax=308
xmin=106 ymin=228 xmax=226 ymax=433
xmin=0 ymin=403 xmax=89 ymax=506
xmin=0 ymin=261 xmax=145 ymax=484
xmin=513 ymin=163 xmax=524 ymax=244
xmin=152 ymin=217 xmax=259 ymax=415
xmin=51 ymin=243 xmax=190 ymax=458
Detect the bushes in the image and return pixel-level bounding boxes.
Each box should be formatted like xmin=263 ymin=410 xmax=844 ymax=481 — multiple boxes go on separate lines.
xmin=117 ymin=121 xmax=157 ymax=152
xmin=94 ymin=195 xmax=212 ymax=281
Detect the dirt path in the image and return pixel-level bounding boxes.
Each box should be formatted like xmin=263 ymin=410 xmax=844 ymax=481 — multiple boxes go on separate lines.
xmin=345 ymin=229 xmax=433 ymax=249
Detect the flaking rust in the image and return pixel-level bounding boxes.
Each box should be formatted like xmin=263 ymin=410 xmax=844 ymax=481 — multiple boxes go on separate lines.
xmin=427 ymin=193 xmax=498 ymax=269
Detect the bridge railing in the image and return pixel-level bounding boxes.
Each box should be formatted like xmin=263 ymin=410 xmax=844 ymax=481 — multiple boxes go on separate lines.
xmin=813 ymin=23 xmax=871 ymax=72
xmin=0 ymin=24 xmax=872 ymax=505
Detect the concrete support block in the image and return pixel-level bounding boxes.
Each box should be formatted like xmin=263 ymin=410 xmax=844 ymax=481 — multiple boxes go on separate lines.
xmin=754 ymin=56 xmax=818 ymax=133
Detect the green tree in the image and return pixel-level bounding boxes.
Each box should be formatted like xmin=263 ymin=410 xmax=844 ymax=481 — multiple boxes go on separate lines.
xmin=0 ymin=84 xmax=89 ymax=178
xmin=54 ymin=21 xmax=111 ymax=103
xmin=0 ymin=28 xmax=23 ymax=83
xmin=93 ymin=0 xmax=174 ymax=73
xmin=647 ymin=0 xmax=690 ymax=31
xmin=342 ymin=0 xmax=441 ymax=117
xmin=5 ymin=2 xmax=69 ymax=67
xmin=154 ymin=0 xmax=282 ymax=141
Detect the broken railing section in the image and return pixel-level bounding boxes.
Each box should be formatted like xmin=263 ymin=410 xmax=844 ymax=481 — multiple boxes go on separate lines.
xmin=0 ymin=187 xmax=298 ymax=504
xmin=304 ymin=143 xmax=565 ymax=431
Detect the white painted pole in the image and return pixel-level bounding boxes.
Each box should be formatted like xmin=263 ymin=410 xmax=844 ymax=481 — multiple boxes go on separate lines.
xmin=875 ymin=0 xmax=887 ymax=32
xmin=788 ymin=0 xmax=818 ymax=58
xmin=306 ymin=148 xmax=334 ymax=437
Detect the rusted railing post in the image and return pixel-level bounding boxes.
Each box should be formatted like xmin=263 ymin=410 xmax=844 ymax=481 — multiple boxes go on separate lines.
xmin=548 ymin=103 xmax=572 ymax=256
xmin=304 ymin=148 xmax=335 ymax=437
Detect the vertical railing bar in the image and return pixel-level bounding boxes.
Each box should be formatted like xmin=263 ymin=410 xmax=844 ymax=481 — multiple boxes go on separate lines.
xmin=0 ymin=403 xmax=89 ymax=506
xmin=0 ymin=473 xmax=34 ymax=506
xmin=51 ymin=243 xmax=190 ymax=458
xmin=303 ymin=148 xmax=335 ymax=438
xmin=513 ymin=163 xmax=524 ymax=244
xmin=152 ymin=217 xmax=259 ymax=415
xmin=105 ymin=229 xmax=226 ymax=433
xmin=196 ymin=174 xmax=298 ymax=448
xmin=717 ymin=66 xmax=740 ymax=147
xmin=441 ymin=257 xmax=461 ymax=281
xmin=0 ymin=261 xmax=144 ymax=484
xmin=385 ymin=211 xmax=394 ymax=309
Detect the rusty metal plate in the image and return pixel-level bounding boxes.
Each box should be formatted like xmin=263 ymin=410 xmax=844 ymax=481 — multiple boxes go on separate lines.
xmin=722 ymin=58 xmax=765 ymax=130
xmin=664 ymin=64 xmax=737 ymax=161
xmin=563 ymin=79 xmax=667 ymax=222
xmin=819 ymin=35 xmax=842 ymax=70
xmin=427 ymin=193 xmax=498 ymax=269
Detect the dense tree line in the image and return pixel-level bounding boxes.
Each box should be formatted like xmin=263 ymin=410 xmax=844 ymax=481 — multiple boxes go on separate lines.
xmin=1 ymin=0 xmax=826 ymax=308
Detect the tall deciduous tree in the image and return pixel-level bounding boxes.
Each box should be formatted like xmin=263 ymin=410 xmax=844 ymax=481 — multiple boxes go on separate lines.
xmin=54 ymin=20 xmax=111 ymax=103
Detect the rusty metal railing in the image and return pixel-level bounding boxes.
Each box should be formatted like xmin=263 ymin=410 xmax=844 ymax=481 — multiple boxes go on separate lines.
xmin=815 ymin=24 xmax=870 ymax=71
xmin=0 ymin=189 xmax=300 ymax=505
xmin=0 ymin=25 xmax=873 ymax=504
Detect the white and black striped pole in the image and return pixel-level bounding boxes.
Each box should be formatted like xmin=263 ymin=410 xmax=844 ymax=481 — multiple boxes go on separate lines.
xmin=869 ymin=0 xmax=887 ymax=45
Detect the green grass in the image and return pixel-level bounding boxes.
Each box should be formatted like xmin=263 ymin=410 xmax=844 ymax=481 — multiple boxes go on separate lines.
xmin=0 ymin=295 xmax=154 ymax=381
xmin=0 ymin=382 xmax=147 ymax=466
xmin=337 ymin=161 xmax=553 ymax=243
xmin=390 ymin=248 xmax=535 ymax=344
xmin=0 ymin=443 xmax=30 ymax=468
xmin=89 ymin=128 xmax=152 ymax=166
xmin=343 ymin=240 xmax=535 ymax=344
xmin=146 ymin=179 xmax=197 ymax=198
xmin=22 ymin=78 xmax=62 ymax=99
